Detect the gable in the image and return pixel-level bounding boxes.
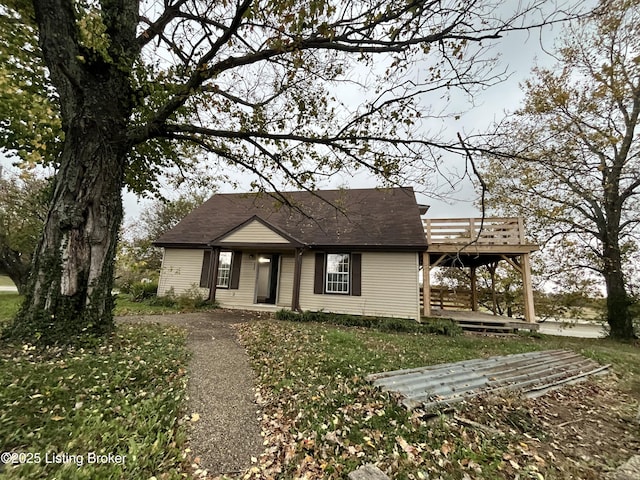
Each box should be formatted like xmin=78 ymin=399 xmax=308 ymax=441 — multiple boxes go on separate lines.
xmin=216 ymin=219 xmax=293 ymax=245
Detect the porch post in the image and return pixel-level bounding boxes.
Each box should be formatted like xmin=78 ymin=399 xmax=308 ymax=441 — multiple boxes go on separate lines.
xmin=521 ymin=253 xmax=536 ymax=322
xmin=207 ymin=247 xmax=220 ymax=302
xmin=291 ymin=248 xmax=303 ymax=312
xmin=470 ymin=266 xmax=478 ymax=311
xmin=488 ymin=262 xmax=498 ymax=316
xmin=422 ymin=252 xmax=431 ymax=317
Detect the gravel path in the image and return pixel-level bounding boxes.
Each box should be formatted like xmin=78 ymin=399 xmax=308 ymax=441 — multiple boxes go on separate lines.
xmin=117 ymin=310 xmax=263 ymax=477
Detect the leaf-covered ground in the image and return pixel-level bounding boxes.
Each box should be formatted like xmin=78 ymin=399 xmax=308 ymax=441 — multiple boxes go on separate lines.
xmin=2 ymin=313 xmax=637 ymax=479
xmin=0 ymin=324 xmax=190 ymax=480
xmin=236 ymin=320 xmax=640 ymax=480
xmin=0 ymin=293 xmax=216 ymax=326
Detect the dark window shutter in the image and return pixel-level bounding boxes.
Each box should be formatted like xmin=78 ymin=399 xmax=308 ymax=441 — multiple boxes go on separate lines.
xmin=314 ymin=253 xmax=325 ymax=294
xmin=351 ymin=253 xmax=361 ymax=296
xmin=200 ymin=250 xmax=212 ymax=288
xmin=230 ymin=251 xmax=242 ymax=289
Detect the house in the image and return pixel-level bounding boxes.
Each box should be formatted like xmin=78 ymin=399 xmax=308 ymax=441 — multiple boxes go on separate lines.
xmin=154 ymin=187 xmax=429 ymax=320
xmin=155 ymin=187 xmax=540 ymax=323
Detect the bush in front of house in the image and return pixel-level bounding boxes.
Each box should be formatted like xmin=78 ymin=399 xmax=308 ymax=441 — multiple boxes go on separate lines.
xmin=421 ymin=317 xmax=464 ymax=336
xmin=129 ymin=281 xmax=159 ymax=301
xmin=174 ymin=284 xmax=210 ymax=309
xmin=146 ymin=294 xmax=178 ymax=307
xmin=275 ymin=309 xmax=462 ymax=336
xmin=146 ymin=285 xmax=215 ymax=310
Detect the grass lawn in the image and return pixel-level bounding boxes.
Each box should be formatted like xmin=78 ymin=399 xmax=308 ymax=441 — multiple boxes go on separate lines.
xmin=237 ymin=320 xmax=640 ymax=480
xmin=0 ymin=293 xmax=215 ymax=325
xmin=0 ymin=293 xmax=21 ymax=323
xmin=0 ymin=323 xmax=190 ymax=479
xmin=113 ymin=295 xmax=204 ymax=316
xmin=1 ymin=296 xmax=638 ymax=479
xmin=0 ymin=275 xmax=15 ymax=287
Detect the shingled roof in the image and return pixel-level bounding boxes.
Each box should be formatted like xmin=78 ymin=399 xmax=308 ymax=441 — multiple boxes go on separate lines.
xmin=154 ymin=187 xmax=428 ymax=250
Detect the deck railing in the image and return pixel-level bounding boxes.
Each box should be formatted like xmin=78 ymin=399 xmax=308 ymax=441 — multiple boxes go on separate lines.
xmin=420 ymin=287 xmax=473 ymax=310
xmin=423 ymin=217 xmax=525 ymax=245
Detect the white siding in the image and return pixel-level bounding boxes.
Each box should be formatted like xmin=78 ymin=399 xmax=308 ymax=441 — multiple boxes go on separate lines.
xmin=216 ymin=253 xmax=257 ymax=306
xmin=219 ymin=220 xmax=288 ymax=244
xmin=157 ymin=249 xmax=209 ymax=297
xmin=158 ymin=248 xmax=421 ymax=320
xmin=298 ymin=251 xmax=421 ymax=320
xmin=277 ymin=255 xmax=295 ymax=307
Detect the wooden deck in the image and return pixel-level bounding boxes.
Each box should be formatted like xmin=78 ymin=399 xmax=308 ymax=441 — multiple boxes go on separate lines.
xmin=422 ymin=217 xmax=539 ymax=323
xmin=424 ymin=217 xmax=538 ymax=258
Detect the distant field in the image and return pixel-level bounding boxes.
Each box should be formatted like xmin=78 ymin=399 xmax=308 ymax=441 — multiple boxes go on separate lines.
xmin=0 ymin=275 xmax=16 ymax=287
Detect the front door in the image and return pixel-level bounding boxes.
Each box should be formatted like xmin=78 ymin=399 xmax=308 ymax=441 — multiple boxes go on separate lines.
xmin=255 ymin=254 xmax=279 ymax=304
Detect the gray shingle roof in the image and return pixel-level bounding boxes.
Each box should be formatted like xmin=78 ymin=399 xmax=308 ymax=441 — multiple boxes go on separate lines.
xmin=154 ymin=187 xmax=427 ymax=250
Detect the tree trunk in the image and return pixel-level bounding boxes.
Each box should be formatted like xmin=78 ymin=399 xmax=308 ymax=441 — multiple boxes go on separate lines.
xmin=601 ymin=159 xmax=635 ymax=339
xmin=11 ymin=118 xmax=128 ymax=343
xmin=0 ymin=258 xmax=29 ymax=295
xmin=0 ymin=248 xmax=30 ymax=295
xmin=7 ymin=53 xmax=132 ymax=344
xmin=603 ymin=243 xmax=634 ymax=339
xmin=3 ymin=0 xmax=139 ymax=344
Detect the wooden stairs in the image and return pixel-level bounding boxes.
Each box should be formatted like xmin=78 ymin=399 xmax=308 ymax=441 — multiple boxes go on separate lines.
xmin=454 ymin=318 xmax=539 ymax=335
xmin=425 ymin=310 xmax=540 ymax=335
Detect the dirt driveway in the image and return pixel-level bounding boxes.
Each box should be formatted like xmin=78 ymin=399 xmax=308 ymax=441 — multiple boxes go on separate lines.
xmin=117 ymin=310 xmax=264 ymax=477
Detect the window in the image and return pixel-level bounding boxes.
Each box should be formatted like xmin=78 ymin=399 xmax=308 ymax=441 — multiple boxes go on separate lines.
xmin=217 ymin=251 xmax=233 ymax=287
xmin=314 ymin=252 xmax=361 ymax=296
xmin=325 ymin=253 xmax=350 ymax=294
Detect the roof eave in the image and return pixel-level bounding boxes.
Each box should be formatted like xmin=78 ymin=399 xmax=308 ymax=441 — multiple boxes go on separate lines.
xmin=152 ymin=242 xmax=210 ymax=249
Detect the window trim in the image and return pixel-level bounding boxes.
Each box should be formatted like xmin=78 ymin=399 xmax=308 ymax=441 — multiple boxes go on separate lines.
xmin=325 ymin=253 xmax=350 ymax=295
xmin=216 ymin=251 xmax=233 ymax=288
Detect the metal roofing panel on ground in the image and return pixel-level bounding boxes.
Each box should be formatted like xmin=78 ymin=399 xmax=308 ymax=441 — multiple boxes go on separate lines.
xmin=367 ymin=350 xmax=609 ymax=411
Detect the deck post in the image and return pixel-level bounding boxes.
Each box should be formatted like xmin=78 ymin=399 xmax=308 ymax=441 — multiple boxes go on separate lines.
xmin=521 ymin=253 xmax=535 ymax=322
xmin=518 ymin=217 xmax=525 ymax=243
xmin=488 ymin=262 xmax=498 ymax=316
xmin=422 ymin=252 xmax=431 ymax=317
xmin=470 ymin=266 xmax=478 ymax=311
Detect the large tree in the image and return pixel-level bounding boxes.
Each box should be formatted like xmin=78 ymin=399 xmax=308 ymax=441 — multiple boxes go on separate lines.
xmin=479 ymin=0 xmax=639 ymax=339
xmin=0 ymin=169 xmax=49 ymax=294
xmin=1 ymin=0 xmax=581 ymax=343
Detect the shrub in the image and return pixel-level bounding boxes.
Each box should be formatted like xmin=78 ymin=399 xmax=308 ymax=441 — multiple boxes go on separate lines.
xmin=175 ymin=284 xmax=212 ymax=309
xmin=274 ymin=310 xmax=462 ymax=336
xmin=421 ymin=318 xmax=463 ymax=336
xmin=147 ymin=295 xmax=177 ymax=307
xmin=275 ymin=309 xmax=299 ymax=321
xmin=129 ymin=281 xmax=159 ymax=302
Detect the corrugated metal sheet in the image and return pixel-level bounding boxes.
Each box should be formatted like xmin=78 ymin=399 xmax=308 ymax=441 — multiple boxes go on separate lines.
xmin=367 ymin=350 xmax=609 ymax=411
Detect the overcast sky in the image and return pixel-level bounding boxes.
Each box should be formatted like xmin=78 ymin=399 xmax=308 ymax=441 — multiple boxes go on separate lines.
xmin=122 ymin=18 xmax=568 ymax=220
xmin=1 ymin=3 xmax=579 ymax=222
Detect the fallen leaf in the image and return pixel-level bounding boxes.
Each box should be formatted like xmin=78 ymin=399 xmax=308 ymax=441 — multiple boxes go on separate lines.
xmin=441 ymin=441 xmax=452 ymax=456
